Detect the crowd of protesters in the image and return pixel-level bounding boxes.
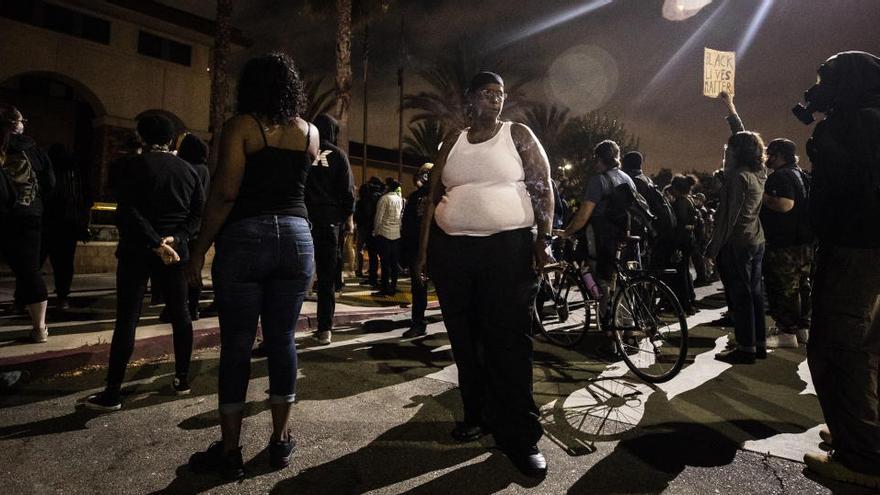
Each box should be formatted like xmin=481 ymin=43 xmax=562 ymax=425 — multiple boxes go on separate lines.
xmin=1 ymin=49 xmax=878 ymax=489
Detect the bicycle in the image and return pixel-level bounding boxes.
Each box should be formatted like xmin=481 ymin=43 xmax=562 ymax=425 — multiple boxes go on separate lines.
xmin=534 ymin=234 xmax=689 ymax=383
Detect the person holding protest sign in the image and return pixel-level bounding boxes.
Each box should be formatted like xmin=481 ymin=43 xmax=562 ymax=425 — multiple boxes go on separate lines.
xmin=708 ymin=92 xmax=768 ymax=365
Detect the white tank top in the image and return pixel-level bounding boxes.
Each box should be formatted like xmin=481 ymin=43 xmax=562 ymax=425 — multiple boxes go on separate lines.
xmin=435 ymin=122 xmax=535 ymax=236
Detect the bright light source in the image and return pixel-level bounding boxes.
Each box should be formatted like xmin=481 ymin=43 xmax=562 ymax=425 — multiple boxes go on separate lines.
xmin=564 ymin=163 xmax=573 ymax=170
xmin=662 ymin=0 xmax=712 ymax=21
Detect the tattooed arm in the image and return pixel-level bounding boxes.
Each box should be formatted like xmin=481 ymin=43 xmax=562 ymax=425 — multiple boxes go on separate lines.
xmin=512 ymin=122 xmax=554 ymax=270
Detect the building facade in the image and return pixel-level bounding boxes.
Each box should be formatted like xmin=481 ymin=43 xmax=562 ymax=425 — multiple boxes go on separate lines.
xmin=0 ymin=0 xmax=246 ymax=201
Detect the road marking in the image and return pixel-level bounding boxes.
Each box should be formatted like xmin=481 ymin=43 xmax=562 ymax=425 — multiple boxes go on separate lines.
xmin=797 ymin=358 xmax=815 ymax=396
xmin=742 ymin=424 xmax=826 ymax=463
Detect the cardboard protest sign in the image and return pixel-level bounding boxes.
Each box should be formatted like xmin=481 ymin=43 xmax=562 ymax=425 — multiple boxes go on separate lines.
xmin=703 ymin=48 xmax=735 ymax=98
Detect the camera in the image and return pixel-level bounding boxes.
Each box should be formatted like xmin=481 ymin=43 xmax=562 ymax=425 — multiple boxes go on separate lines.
xmin=792 ymin=102 xmax=816 ymax=125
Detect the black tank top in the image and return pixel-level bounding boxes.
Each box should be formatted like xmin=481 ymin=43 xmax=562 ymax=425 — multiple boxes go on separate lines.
xmin=227 ymin=115 xmax=311 ymax=222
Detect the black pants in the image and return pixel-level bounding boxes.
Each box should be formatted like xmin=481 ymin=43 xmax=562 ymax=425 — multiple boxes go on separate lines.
xmin=106 ymin=249 xmax=192 ymax=392
xmin=1 ymin=214 xmax=48 ymax=305
xmin=428 ymin=225 xmax=542 ymax=450
xmin=41 ymin=222 xmax=79 ymax=299
xmin=409 ymin=258 xmax=428 ymax=325
xmin=312 ymin=221 xmax=339 ymax=331
xmin=808 ymin=245 xmax=880 ymax=475
xmin=377 ymin=235 xmax=400 ymax=293
xmin=672 ymin=246 xmax=695 ymax=311
xmin=366 ymin=234 xmax=380 ymax=285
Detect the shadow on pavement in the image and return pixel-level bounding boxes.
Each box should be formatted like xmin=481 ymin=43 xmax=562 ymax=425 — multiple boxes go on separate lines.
xmin=269 ymin=391 xmax=540 ymax=494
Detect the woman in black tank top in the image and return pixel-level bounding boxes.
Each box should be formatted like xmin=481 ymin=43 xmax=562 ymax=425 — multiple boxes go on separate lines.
xmin=186 ymin=52 xmax=318 ymax=478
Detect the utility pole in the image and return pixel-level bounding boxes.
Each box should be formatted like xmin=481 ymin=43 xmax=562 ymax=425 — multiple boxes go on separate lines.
xmin=361 ymin=4 xmax=370 ymax=184
xmin=397 ymin=13 xmax=405 ymax=181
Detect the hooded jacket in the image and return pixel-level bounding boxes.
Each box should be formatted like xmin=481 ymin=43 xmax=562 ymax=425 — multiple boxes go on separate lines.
xmin=806 ymin=51 xmax=880 ymax=248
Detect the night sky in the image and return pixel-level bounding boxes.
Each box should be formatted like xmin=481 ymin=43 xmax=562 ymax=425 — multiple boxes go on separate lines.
xmin=172 ymin=0 xmax=880 ymax=173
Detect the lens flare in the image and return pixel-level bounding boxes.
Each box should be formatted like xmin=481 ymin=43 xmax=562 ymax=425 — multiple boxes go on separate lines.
xmin=636 ymin=0 xmax=731 ymax=105
xmin=545 ymin=45 xmax=619 ymax=113
xmin=489 ymin=0 xmax=613 ymax=51
xmin=736 ymin=0 xmax=774 ymax=58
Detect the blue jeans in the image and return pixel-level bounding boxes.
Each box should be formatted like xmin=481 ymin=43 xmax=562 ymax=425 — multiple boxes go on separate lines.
xmin=717 ymin=242 xmax=766 ymax=352
xmin=212 ymin=215 xmax=314 ymax=414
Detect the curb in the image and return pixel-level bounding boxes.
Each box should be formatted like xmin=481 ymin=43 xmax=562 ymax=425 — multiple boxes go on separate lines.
xmin=0 ymin=302 xmax=440 ymax=375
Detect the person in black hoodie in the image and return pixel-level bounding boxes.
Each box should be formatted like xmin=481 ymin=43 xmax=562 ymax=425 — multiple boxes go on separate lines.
xmin=177 ymin=133 xmax=211 ymax=320
xmin=86 ymin=114 xmax=204 ymax=412
xmin=41 ymin=143 xmax=92 ymax=310
xmin=0 ymin=104 xmax=54 ymax=342
xmin=355 ymin=176 xmax=384 ymax=287
xmin=305 ymin=113 xmax=355 ymax=345
xmin=400 ymin=163 xmax=432 ymax=337
xmin=796 ymin=51 xmax=880 ymax=488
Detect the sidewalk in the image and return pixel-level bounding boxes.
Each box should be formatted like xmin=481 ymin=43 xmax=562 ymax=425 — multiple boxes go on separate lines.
xmin=0 ymin=272 xmax=438 ymax=373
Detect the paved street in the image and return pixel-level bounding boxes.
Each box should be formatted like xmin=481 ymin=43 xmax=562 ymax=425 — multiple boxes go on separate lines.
xmin=0 ymin=281 xmax=873 ymax=494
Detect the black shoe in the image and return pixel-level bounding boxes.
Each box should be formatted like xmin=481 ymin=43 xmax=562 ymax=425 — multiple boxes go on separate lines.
xmin=189 ymin=306 xmax=200 ymax=321
xmin=371 ymin=290 xmax=390 ymax=297
xmin=402 ymin=323 xmax=427 ymax=338
xmin=450 ymin=422 xmax=488 ymax=442
xmin=159 ymin=308 xmax=171 ymax=323
xmin=173 ymin=376 xmax=191 ymax=395
xmin=268 ymin=434 xmax=296 ymax=469
xmin=715 ymin=348 xmax=756 ymax=364
xmin=189 ymin=441 xmax=245 ymax=480
xmin=756 ymin=347 xmax=767 ymax=359
xmin=85 ymin=390 xmax=122 ymax=412
xmin=503 ymin=445 xmax=547 ymax=479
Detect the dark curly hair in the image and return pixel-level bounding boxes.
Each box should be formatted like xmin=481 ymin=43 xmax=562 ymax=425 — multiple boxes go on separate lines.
xmin=236 ymin=52 xmax=306 ymax=125
xmin=727 ymin=131 xmax=766 ymax=172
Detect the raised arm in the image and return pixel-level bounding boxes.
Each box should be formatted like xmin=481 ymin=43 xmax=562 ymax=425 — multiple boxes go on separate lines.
xmin=720 ymin=91 xmax=745 ymax=134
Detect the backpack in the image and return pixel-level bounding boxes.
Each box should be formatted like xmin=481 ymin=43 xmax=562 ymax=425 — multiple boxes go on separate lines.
xmin=638 ymin=177 xmax=677 ymax=236
xmin=607 ymin=180 xmax=655 ymax=239
xmin=0 ymin=148 xmax=37 ymax=208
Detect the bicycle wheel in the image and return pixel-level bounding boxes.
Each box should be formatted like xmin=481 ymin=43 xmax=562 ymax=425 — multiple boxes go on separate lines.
xmin=611 ymin=275 xmax=688 ymax=382
xmin=536 ymin=267 xmax=591 ymax=348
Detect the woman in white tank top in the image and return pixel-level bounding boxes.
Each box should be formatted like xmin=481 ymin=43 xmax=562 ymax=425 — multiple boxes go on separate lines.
xmin=413 ymin=71 xmax=554 ymax=479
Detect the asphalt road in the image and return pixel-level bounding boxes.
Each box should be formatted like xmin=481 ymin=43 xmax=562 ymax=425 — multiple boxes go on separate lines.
xmin=0 ymin=287 xmax=873 ymax=494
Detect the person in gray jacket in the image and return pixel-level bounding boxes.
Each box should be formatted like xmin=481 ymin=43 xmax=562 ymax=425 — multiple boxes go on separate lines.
xmin=708 ymin=92 xmax=768 ymax=365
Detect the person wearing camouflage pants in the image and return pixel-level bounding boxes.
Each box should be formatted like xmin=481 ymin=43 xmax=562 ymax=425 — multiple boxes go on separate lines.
xmin=764 ymin=243 xmax=813 ymax=335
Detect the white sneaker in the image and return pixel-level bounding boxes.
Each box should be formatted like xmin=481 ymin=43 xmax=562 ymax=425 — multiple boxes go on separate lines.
xmin=315 ymin=331 xmax=331 ymax=345
xmin=797 ymin=328 xmax=809 ymax=344
xmin=766 ymin=333 xmax=798 ymax=348
xmin=30 ymin=326 xmax=48 ymax=343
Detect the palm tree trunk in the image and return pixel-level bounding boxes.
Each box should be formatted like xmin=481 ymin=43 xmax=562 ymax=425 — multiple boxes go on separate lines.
xmin=333 ymin=0 xmax=353 ymax=158
xmin=208 ymin=0 xmax=233 ymax=175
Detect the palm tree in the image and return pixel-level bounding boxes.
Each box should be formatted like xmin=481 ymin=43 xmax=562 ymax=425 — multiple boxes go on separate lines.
xmin=402 ymin=119 xmax=445 ymax=162
xmin=557 ymin=112 xmax=640 ymax=190
xmin=303 ymin=76 xmax=337 ymax=123
xmin=208 ymin=0 xmax=233 ymax=174
xmin=403 ymin=47 xmax=533 ymax=135
xmin=519 ymin=102 xmax=570 ymax=169
xmin=333 ymin=0 xmax=353 ymax=155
